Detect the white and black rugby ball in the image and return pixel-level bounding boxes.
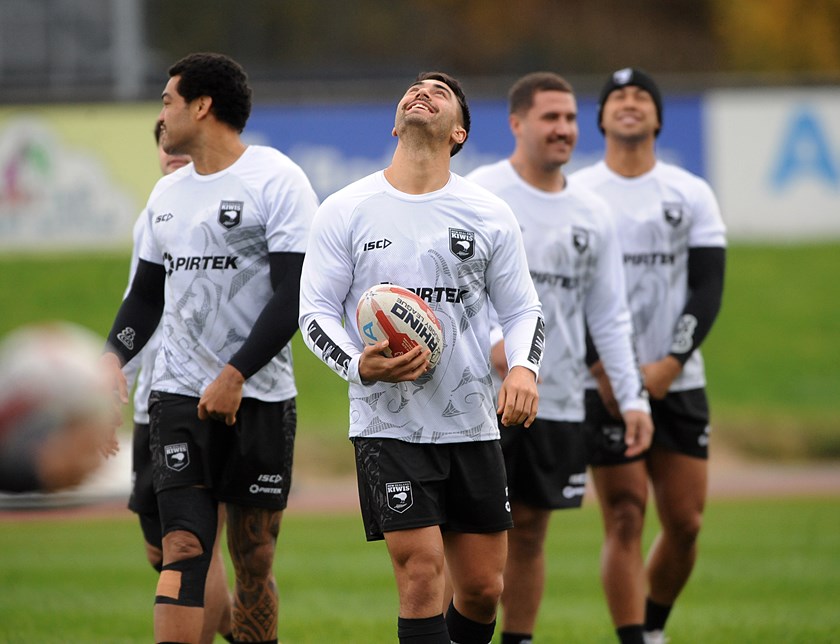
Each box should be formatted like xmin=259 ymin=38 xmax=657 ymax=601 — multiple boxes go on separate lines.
xmin=356 ymin=284 xmax=444 ymax=368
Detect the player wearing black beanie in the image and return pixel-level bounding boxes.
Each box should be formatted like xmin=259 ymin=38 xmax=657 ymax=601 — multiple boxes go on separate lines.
xmin=597 ymin=67 xmax=663 ymax=136
xmin=576 ymin=66 xmax=727 ymax=644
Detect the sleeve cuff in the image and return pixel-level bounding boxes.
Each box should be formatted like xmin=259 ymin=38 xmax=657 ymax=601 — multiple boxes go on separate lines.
xmin=508 ymin=359 xmax=540 ymax=380
xmin=619 ymin=395 xmax=651 ymax=415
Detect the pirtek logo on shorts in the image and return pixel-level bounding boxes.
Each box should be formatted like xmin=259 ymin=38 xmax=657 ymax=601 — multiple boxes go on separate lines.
xmin=386 ymin=481 xmax=413 ymax=513
xmin=164 ymin=443 xmax=190 ymax=472
xmin=250 ymin=473 xmax=284 ymax=495
xmin=563 ymin=472 xmax=587 ymax=499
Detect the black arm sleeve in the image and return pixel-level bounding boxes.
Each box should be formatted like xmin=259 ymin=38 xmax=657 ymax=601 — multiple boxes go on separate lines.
xmin=105 ymin=259 xmax=165 ymax=366
xmin=584 ymin=324 xmax=600 ymax=368
xmin=669 ymin=246 xmax=726 ymax=365
xmin=227 ymin=252 xmax=305 ymax=380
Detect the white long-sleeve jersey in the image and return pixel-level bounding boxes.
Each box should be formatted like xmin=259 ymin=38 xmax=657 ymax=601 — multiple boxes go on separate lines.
xmin=571 ymin=160 xmax=726 ymax=391
xmin=299 ymin=170 xmax=544 ymax=444
xmin=467 ymin=160 xmax=647 ymax=421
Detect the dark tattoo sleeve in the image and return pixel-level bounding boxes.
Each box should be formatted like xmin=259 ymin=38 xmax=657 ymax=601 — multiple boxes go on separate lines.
xmin=226 ymin=504 xmax=282 ymax=641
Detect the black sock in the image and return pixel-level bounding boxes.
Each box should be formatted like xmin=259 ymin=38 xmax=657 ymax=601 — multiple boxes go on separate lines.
xmin=616 ymin=624 xmax=645 ymax=644
xmin=398 ymin=614 xmax=449 ymax=643
xmin=446 ymin=601 xmax=496 ymax=644
xmin=644 ymin=598 xmax=673 ymax=632
xmin=501 ymin=632 xmax=533 ymax=644
xmin=221 ymin=634 xmax=235 ymax=643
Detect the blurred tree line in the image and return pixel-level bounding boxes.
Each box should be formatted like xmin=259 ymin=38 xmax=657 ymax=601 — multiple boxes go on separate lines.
xmin=0 ymin=0 xmax=837 ymax=102
xmin=148 ymin=0 xmax=840 ymax=85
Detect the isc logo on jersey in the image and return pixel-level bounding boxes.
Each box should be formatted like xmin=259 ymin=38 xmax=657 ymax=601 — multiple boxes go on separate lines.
xmin=356 ymin=284 xmax=444 ymax=368
xmin=363 ymin=238 xmax=392 ymax=251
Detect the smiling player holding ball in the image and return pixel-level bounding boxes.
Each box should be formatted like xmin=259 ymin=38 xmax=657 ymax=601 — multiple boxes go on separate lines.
xmin=299 ymin=71 xmax=544 ymax=644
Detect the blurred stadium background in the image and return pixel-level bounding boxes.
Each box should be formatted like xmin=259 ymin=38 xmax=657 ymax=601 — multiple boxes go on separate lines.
xmin=1 ymin=0 xmax=839 ymax=504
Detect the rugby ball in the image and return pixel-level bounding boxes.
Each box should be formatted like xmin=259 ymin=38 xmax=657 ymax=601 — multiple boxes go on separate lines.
xmin=0 ymin=322 xmax=115 ymax=491
xmin=356 ymin=284 xmax=444 ymax=368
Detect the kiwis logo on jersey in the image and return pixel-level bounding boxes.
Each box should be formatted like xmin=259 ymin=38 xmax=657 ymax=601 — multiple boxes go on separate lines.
xmin=663 ymin=202 xmax=684 ymax=227
xmin=449 ymin=228 xmax=475 ymax=261
xmin=572 ymin=226 xmax=590 ymax=253
xmin=218 ymin=200 xmax=243 ymax=230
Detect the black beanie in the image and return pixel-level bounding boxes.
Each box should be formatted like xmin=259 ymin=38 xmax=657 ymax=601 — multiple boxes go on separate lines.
xmin=597 ymin=67 xmax=663 ymax=136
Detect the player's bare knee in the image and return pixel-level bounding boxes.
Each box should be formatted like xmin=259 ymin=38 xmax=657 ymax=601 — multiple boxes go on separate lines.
xmin=665 ymin=512 xmax=703 ymax=547
xmin=456 ymin=575 xmax=503 ymax=618
xmin=608 ymin=499 xmax=646 ymax=543
xmin=390 ymin=549 xmax=443 ymax=599
xmin=454 ymin=565 xmax=504 ymax=608
xmin=162 ymin=529 xmax=205 ymax=561
xmin=478 ymin=577 xmax=504 ymax=608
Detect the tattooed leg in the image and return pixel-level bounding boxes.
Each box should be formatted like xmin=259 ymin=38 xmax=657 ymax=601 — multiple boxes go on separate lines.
xmin=226 ymin=504 xmax=283 ymax=642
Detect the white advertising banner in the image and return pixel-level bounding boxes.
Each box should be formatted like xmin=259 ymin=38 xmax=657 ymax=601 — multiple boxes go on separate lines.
xmin=707 ymin=88 xmax=840 ymax=241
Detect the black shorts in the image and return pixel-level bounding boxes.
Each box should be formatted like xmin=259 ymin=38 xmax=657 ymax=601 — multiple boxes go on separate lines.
xmin=500 ymin=418 xmax=587 ymax=510
xmin=148 ymin=391 xmax=296 ymax=510
xmin=353 ymin=437 xmax=513 ymax=542
xmin=585 ymin=388 xmax=710 ymax=466
xmin=128 ymin=422 xmax=157 ymax=515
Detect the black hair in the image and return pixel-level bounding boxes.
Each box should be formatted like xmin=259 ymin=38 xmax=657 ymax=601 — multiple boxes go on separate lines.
xmin=415 ymin=71 xmax=471 ymax=156
xmin=168 ymin=53 xmax=252 ymax=133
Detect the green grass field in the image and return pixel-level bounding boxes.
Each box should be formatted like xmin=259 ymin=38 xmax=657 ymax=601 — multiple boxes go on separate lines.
xmin=1 ymin=246 xmax=839 ymax=642
xmin=1 ymin=243 xmax=838 ymax=465
xmin=701 ymin=243 xmax=840 ymax=459
xmin=1 ymin=497 xmax=839 ymax=642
